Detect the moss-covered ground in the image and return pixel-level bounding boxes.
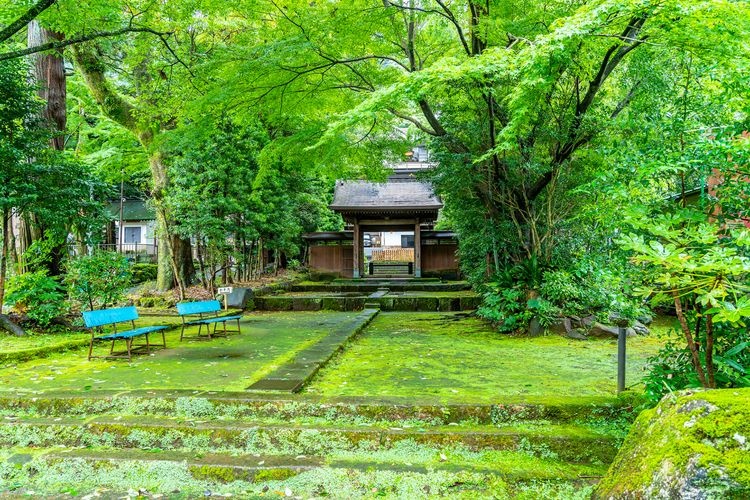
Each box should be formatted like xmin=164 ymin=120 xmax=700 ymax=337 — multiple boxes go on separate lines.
xmin=307 ymin=312 xmax=665 ymax=403
xmin=0 ymin=312 xmax=354 ymax=393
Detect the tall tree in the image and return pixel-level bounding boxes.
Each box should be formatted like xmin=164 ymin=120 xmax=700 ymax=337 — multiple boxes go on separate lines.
xmin=202 ymin=0 xmax=750 ymax=278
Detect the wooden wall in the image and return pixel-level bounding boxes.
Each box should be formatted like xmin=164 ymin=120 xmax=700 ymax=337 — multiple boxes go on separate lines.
xmin=421 ymin=243 xmax=459 ymax=279
xmin=309 ymin=245 xmax=353 ymax=278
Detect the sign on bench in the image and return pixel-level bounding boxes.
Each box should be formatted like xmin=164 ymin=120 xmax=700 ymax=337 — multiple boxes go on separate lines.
xmin=82 ymin=306 xmax=168 ymax=361
xmin=176 ymin=300 xmax=243 ymax=341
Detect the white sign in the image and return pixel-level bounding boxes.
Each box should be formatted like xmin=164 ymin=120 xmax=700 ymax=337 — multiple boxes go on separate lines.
xmin=217 ymin=287 xmax=233 ymax=294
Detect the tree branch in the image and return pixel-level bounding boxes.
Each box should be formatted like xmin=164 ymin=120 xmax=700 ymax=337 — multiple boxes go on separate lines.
xmin=0 ymin=26 xmax=173 ymax=62
xmin=0 ymin=0 xmax=57 ymax=44
xmin=387 ymin=107 xmax=437 ymax=135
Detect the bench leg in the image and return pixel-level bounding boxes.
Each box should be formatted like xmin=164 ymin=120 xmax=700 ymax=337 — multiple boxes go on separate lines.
xmin=237 ymin=317 xmax=241 ymax=335
xmin=126 ymin=338 xmax=132 ymax=361
xmin=161 ymin=330 xmax=167 ymax=348
xmin=145 ymin=332 xmax=150 ymax=354
xmin=180 ymin=323 xmax=185 ymax=342
xmin=88 ymin=338 xmax=94 ymax=361
xmin=223 ymin=320 xmax=227 ymax=336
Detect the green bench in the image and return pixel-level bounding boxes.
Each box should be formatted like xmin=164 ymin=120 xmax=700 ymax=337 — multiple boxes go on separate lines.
xmin=82 ymin=306 xmax=168 ymax=361
xmin=176 ymin=300 xmax=243 ymax=341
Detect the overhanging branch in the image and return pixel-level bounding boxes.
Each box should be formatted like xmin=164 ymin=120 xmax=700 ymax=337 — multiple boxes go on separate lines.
xmin=0 ymin=26 xmax=173 ymax=62
xmin=0 ymin=0 xmax=57 ymax=43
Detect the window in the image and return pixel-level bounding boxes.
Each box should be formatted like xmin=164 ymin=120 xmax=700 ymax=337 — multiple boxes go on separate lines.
xmin=124 ymin=227 xmax=142 ymax=244
xmin=401 ymin=235 xmax=414 ymax=248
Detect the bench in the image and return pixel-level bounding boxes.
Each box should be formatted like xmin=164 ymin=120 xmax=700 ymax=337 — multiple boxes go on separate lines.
xmin=176 ymin=300 xmax=243 ymax=341
xmin=82 ymin=306 xmax=168 ymax=361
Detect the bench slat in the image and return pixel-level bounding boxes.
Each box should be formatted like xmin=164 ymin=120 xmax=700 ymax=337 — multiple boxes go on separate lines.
xmin=82 ymin=306 xmax=138 ymax=328
xmin=176 ymin=300 xmax=223 ymax=316
xmin=96 ymin=325 xmax=168 ymax=340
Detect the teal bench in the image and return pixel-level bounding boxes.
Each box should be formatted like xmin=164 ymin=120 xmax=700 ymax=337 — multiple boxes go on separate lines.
xmin=82 ymin=306 xmax=168 ymax=361
xmin=176 ymin=300 xmax=243 ymax=341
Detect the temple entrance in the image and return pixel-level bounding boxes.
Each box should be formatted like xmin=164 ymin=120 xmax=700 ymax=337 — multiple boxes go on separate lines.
xmin=303 ymin=165 xmax=461 ymax=280
xmin=365 ymin=231 xmax=414 ymax=277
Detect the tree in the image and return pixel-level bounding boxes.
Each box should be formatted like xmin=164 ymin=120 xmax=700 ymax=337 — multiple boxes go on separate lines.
xmin=202 ymin=0 xmax=749 ymax=277
xmin=0 ymin=59 xmax=104 ymax=334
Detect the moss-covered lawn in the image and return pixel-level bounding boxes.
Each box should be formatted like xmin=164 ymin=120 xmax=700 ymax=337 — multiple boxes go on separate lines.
xmin=0 ymin=312 xmax=355 ymax=394
xmin=306 ymin=312 xmax=666 ymax=403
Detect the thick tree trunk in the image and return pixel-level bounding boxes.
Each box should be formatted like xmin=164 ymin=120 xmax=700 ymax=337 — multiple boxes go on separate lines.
xmin=27 ymin=21 xmax=67 ymax=276
xmin=71 ymin=44 xmax=193 ymax=293
xmin=28 ymin=21 xmax=66 ymax=149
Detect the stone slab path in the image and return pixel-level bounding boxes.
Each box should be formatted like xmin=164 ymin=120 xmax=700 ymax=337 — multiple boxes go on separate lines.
xmin=246 ymin=308 xmax=380 ymax=392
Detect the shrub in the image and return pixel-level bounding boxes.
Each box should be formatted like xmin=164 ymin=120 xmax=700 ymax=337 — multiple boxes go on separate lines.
xmin=65 ymin=251 xmax=132 ymax=311
xmin=4 ymin=271 xmax=67 ymax=326
xmin=131 ymin=263 xmax=158 ymax=284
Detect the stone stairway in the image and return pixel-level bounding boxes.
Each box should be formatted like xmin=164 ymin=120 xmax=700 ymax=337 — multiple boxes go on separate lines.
xmin=0 ymin=392 xmax=630 ymax=497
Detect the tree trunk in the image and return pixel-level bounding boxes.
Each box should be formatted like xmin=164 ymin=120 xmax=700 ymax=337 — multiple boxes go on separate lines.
xmin=28 ymin=21 xmax=66 ymax=149
xmin=27 ymin=21 xmax=67 ymax=276
xmin=0 ymin=209 xmax=9 ymax=310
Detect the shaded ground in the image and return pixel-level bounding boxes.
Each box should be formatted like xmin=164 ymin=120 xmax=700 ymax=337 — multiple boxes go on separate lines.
xmin=0 ymin=312 xmax=354 ymax=393
xmin=306 ymin=312 xmax=666 ymax=403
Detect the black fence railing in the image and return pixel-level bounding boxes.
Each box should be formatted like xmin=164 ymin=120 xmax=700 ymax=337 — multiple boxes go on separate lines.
xmin=67 ymin=243 xmax=159 ymax=264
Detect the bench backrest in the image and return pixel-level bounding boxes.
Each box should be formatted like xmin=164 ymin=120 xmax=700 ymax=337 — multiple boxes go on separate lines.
xmin=82 ymin=306 xmax=138 ymax=328
xmin=176 ymin=300 xmax=222 ymax=316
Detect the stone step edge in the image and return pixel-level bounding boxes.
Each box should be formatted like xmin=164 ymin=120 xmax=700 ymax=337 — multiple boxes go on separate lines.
xmin=0 ymin=392 xmax=633 ymax=424
xmin=23 ymin=446 xmax=608 ymax=482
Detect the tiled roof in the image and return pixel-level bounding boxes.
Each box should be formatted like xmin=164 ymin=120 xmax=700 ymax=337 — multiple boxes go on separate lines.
xmin=330 ymin=179 xmax=442 ymax=212
xmin=106 ymin=200 xmax=155 ymax=221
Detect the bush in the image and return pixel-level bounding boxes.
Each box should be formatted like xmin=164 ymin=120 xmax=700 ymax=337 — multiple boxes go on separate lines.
xmin=131 ymin=263 xmax=158 ymax=284
xmin=65 ymin=251 xmax=132 ymax=311
xmin=4 ymin=271 xmax=67 ymax=326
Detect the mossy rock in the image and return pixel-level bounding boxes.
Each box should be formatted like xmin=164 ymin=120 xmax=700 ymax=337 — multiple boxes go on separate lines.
xmin=594 ymin=388 xmax=750 ymax=499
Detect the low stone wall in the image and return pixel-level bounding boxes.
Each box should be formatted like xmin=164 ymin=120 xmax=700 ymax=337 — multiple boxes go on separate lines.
xmin=254 ymin=295 xmax=480 ymax=312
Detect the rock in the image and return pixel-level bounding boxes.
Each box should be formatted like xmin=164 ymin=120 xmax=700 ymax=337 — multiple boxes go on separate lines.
xmin=632 ymin=320 xmax=651 ymax=336
xmin=594 ymin=388 xmax=750 ymax=499
xmin=547 ymin=317 xmax=571 ymax=336
xmin=566 ymin=329 xmax=588 ymax=340
xmin=637 ymin=313 xmax=654 ymax=325
xmin=226 ymin=287 xmax=253 ymax=309
xmin=528 ymin=317 xmax=543 ymax=337
xmin=580 ymin=315 xmax=596 ymax=328
xmin=588 ymin=322 xmax=636 ymax=338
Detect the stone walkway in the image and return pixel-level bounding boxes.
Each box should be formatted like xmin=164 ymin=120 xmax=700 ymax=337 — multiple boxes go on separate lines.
xmin=246 ymin=308 xmax=380 ymax=392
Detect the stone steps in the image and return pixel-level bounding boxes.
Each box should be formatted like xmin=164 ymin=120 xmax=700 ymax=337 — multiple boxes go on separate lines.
xmin=2 ymin=443 xmax=606 ymax=497
xmin=0 ymin=415 xmax=619 ymax=464
xmin=0 ymin=390 xmax=630 ymax=425
xmin=0 ymin=390 xmax=626 ymax=497
xmin=254 ymin=295 xmax=480 ymax=312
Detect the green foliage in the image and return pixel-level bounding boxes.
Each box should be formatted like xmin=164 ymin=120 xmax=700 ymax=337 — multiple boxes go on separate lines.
xmin=3 ymin=271 xmax=67 ymax=326
xmin=619 ymin=136 xmax=750 ymax=399
xmin=130 ymin=263 xmax=158 ymax=284
xmin=65 ymin=252 xmax=132 ymax=311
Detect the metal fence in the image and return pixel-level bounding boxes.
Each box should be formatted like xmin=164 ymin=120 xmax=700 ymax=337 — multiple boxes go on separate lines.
xmin=67 ymin=243 xmax=159 ymax=263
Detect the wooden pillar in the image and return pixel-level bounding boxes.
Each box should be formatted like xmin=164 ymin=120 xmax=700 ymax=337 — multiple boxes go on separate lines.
xmin=352 ymin=219 xmax=361 ymax=279
xmin=414 ymin=219 xmax=421 ymax=278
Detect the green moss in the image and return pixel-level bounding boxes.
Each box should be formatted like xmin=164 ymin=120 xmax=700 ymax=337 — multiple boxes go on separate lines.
xmin=307 ymin=312 xmax=664 ymax=403
xmin=0 ymin=312 xmax=355 ymax=393
xmin=595 ymin=388 xmax=750 ymax=499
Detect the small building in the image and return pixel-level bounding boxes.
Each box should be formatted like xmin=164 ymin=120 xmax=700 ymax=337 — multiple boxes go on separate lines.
xmin=105 ymin=199 xmax=158 ymax=259
xmin=304 ymin=166 xmax=460 ymax=279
